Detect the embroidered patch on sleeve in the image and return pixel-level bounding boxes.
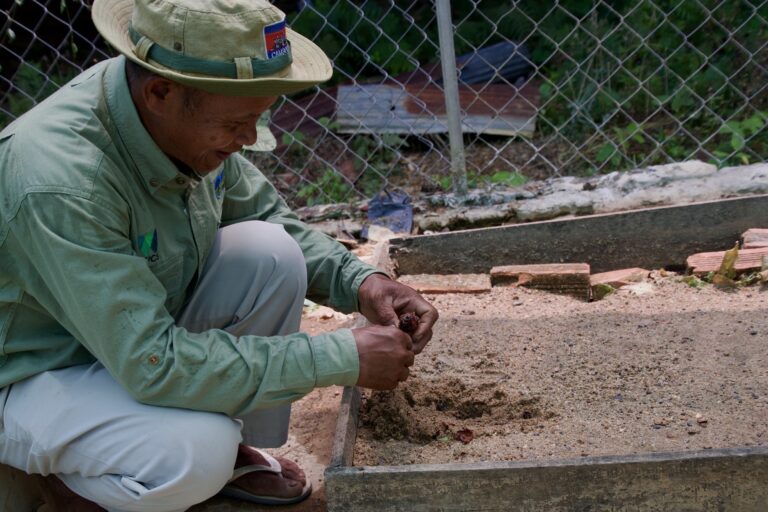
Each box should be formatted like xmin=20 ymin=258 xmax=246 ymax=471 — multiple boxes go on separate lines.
xmin=264 ymin=20 xmax=289 ymax=59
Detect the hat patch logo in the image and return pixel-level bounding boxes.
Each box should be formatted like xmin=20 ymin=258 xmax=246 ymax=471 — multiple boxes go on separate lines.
xmin=264 ymin=20 xmax=289 ymax=59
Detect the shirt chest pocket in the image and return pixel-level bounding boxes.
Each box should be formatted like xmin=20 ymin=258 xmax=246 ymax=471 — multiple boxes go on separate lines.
xmin=147 ymin=252 xmax=185 ymax=302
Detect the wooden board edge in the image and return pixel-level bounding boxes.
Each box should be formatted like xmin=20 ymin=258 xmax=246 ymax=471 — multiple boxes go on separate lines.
xmin=388 ymin=194 xmax=768 ymax=275
xmin=328 ymin=385 xmax=361 ymax=469
xmin=328 ymin=445 xmax=768 ymax=475
xmin=326 ymin=446 xmax=768 ymax=511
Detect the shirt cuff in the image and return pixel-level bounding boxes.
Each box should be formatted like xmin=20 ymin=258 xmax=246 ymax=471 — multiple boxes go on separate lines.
xmin=311 ymin=328 xmax=359 ymax=387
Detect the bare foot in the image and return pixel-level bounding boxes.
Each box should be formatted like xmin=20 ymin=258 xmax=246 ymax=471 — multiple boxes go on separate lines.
xmin=38 ymin=475 xmax=106 ymax=512
xmin=229 ymin=444 xmax=308 ymax=500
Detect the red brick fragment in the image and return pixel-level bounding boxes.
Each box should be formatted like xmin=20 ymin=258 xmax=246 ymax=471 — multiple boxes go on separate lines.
xmin=742 ymin=228 xmax=768 ymax=249
xmin=490 ymin=263 xmax=590 ymax=300
xmin=686 ymin=247 xmax=768 ymax=276
xmin=590 ymin=268 xmax=649 ymax=288
xmin=397 ymin=273 xmax=491 ymax=294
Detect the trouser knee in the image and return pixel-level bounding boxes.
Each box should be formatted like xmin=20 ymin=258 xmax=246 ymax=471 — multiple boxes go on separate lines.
xmin=215 ymin=221 xmax=307 ymax=302
xmin=136 ymin=413 xmax=242 ymax=509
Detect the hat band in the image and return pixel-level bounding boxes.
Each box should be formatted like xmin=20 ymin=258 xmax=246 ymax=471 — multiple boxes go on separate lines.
xmin=128 ymin=24 xmax=292 ymax=79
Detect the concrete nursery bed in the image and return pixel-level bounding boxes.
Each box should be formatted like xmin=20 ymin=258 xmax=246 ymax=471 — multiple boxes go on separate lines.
xmin=325 ymin=194 xmax=768 ymax=512
xmin=326 ymin=388 xmax=768 ymax=512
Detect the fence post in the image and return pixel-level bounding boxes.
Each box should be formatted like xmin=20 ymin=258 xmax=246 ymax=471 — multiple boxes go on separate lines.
xmin=435 ymin=0 xmax=467 ymax=198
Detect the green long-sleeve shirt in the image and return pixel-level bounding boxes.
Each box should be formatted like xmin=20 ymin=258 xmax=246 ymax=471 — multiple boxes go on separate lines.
xmin=0 ymin=56 xmax=376 ymax=416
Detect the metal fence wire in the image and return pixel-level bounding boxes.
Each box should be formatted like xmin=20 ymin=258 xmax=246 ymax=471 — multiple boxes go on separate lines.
xmin=1 ymin=0 xmax=766 ymax=208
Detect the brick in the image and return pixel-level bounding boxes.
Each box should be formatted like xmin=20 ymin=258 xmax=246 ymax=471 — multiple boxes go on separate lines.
xmin=742 ymin=228 xmax=768 ymax=249
xmin=397 ymin=273 xmax=491 ymax=294
xmin=590 ymin=268 xmax=649 ymax=288
xmin=686 ymin=247 xmax=768 ymax=275
xmin=490 ymin=263 xmax=591 ymax=300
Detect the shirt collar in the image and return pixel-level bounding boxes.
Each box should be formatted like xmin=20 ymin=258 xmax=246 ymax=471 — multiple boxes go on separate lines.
xmin=104 ymin=56 xmax=192 ymax=194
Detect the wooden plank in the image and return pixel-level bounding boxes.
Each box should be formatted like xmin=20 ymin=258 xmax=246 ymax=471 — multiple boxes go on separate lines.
xmin=389 ymin=195 xmax=768 ymax=275
xmin=686 ymin=247 xmax=768 ymax=275
xmin=742 ymin=228 xmax=768 ymax=248
xmin=336 ymin=83 xmax=537 ymax=136
xmin=397 ymin=273 xmax=491 ymax=294
xmin=326 ymin=447 xmax=768 ymax=512
xmin=329 ymin=386 xmax=361 ymax=469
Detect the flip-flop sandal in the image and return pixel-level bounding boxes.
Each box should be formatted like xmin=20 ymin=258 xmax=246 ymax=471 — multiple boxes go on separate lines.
xmin=218 ymin=448 xmax=312 ymax=505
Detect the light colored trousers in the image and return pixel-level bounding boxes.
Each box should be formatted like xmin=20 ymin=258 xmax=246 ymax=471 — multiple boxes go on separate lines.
xmin=0 ymin=221 xmax=308 ymax=512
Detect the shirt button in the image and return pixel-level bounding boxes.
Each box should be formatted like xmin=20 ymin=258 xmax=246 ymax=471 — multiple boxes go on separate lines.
xmin=148 ymin=355 xmax=160 ymax=365
xmin=149 ymin=179 xmax=159 ymax=187
xmin=176 ymin=176 xmax=186 ymax=185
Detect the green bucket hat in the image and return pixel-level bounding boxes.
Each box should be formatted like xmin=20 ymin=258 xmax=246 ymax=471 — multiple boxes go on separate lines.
xmin=92 ymin=0 xmax=332 ymax=96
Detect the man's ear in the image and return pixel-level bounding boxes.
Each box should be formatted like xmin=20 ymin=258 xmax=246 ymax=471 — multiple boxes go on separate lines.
xmin=142 ymin=77 xmax=182 ymax=116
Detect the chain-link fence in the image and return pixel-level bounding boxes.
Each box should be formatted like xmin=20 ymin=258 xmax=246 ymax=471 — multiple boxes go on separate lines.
xmin=2 ymin=1 xmax=766 ymax=208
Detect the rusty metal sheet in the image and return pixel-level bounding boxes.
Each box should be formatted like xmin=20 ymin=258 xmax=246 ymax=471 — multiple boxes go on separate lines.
xmin=336 ymin=82 xmax=539 ymax=136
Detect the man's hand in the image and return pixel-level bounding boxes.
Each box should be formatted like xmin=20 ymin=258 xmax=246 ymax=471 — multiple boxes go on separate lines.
xmin=353 ymin=324 xmax=415 ymax=390
xmin=357 ymin=273 xmax=439 ymax=354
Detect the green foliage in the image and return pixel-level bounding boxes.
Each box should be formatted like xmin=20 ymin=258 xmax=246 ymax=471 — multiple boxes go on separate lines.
xmin=681 ymin=275 xmax=706 ymax=289
xmin=592 ymin=283 xmax=615 ymax=300
xmin=280 ymin=130 xmax=309 ymax=161
xmin=291 ymin=133 xmax=403 ymax=205
xmin=439 ymin=169 xmax=528 ymax=191
xmin=297 ymin=169 xmax=355 ymax=206
xmin=594 ymin=122 xmax=646 ymax=171
xmin=711 ymin=112 xmax=767 ymax=166
xmin=1 ymin=61 xmax=77 ymax=129
xmin=490 ymin=170 xmax=528 ymax=187
xmin=289 ymin=0 xmax=767 ymax=174
xmin=521 ymin=0 xmax=768 ymax=171
xmin=349 ymin=133 xmax=405 ymax=196
xmin=288 ymin=0 xmax=435 ymax=83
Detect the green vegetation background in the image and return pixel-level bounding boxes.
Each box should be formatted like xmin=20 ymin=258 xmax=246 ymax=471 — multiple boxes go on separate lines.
xmin=3 ymin=0 xmax=766 ymax=205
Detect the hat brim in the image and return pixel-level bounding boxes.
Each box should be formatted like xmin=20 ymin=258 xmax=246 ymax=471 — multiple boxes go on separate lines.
xmin=92 ymin=0 xmax=332 ymax=96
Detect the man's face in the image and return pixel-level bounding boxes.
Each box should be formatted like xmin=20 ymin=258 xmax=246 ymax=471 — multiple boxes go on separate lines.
xmin=163 ymin=90 xmax=277 ymax=174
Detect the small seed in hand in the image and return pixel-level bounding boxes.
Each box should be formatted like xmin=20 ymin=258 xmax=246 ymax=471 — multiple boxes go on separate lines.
xmin=398 ymin=312 xmax=419 ymax=334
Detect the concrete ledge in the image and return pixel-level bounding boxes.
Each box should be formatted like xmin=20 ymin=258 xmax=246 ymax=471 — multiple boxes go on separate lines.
xmin=390 ymin=194 xmax=768 ymax=275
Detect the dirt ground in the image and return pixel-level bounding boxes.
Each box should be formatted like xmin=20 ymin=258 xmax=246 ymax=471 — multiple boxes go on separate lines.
xmin=355 ymin=276 xmax=768 ymax=466
xmin=196 ymin=271 xmax=768 ymax=510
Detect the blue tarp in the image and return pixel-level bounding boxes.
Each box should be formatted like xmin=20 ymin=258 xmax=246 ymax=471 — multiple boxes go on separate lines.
xmin=441 ymin=41 xmax=533 ymax=85
xmin=362 ymin=190 xmax=413 ymax=238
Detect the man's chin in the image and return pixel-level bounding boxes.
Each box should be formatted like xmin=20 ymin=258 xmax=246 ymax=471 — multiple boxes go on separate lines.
xmin=193 ymin=158 xmax=227 ymax=175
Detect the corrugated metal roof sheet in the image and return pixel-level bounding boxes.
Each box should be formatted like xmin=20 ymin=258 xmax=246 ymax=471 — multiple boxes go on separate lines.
xmin=336 ymin=82 xmax=539 ymax=137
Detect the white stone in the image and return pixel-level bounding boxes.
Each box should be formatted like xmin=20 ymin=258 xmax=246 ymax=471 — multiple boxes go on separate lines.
xmin=366 ymin=224 xmax=399 ymax=242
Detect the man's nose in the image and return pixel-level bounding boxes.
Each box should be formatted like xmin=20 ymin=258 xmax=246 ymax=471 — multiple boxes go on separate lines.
xmin=234 ymin=122 xmax=258 ymax=146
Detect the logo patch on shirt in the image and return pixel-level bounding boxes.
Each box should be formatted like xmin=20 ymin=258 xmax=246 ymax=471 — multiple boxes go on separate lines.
xmin=137 ymin=229 xmax=159 ymax=262
xmin=264 ymin=20 xmax=289 ymax=59
xmin=214 ymin=169 xmax=225 ymax=199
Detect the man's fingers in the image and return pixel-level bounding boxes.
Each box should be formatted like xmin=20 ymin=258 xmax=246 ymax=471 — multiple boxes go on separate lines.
xmin=411 ymin=306 xmax=438 ymax=344
xmin=413 ymin=335 xmax=431 ymax=355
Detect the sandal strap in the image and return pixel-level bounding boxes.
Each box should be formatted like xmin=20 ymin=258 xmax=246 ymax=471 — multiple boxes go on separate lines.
xmin=228 ymin=448 xmax=282 ymax=482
